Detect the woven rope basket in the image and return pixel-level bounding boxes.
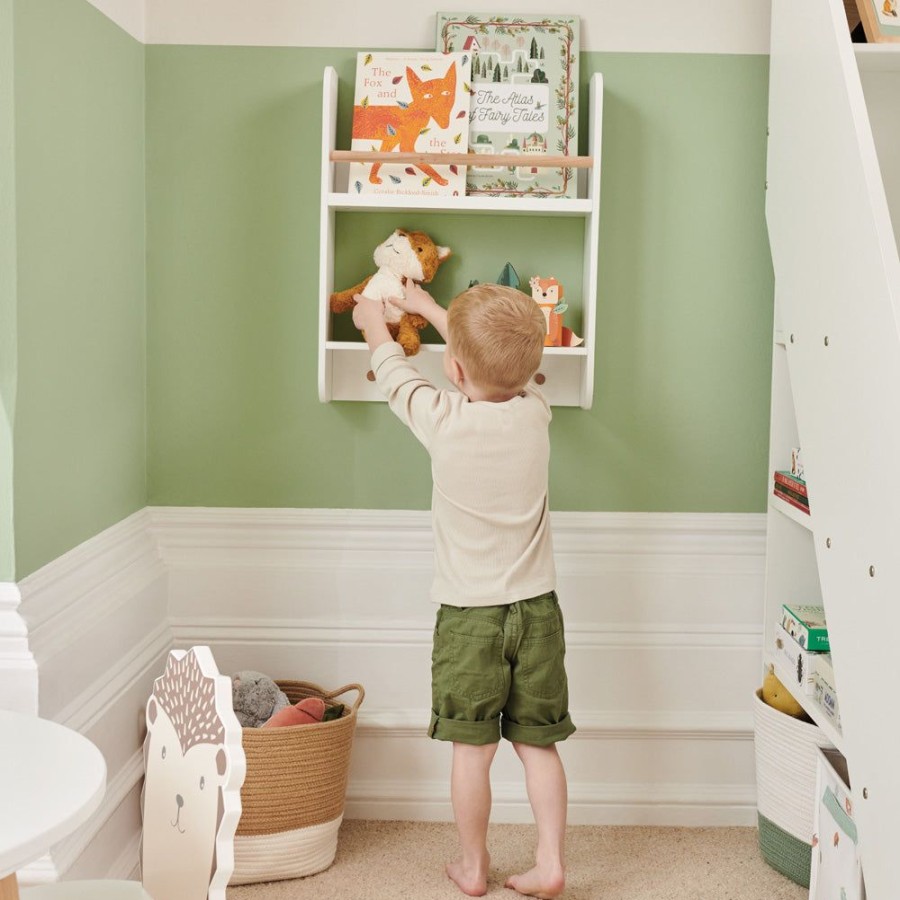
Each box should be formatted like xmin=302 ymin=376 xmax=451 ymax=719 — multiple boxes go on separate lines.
xmin=230 ymin=681 xmax=364 ymax=885
xmin=753 ymin=688 xmax=831 ymax=886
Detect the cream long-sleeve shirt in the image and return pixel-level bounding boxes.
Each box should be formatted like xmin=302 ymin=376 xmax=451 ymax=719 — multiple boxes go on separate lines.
xmin=371 ymin=341 xmax=557 ymax=608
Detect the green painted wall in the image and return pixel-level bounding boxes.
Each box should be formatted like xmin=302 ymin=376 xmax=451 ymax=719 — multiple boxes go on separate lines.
xmin=0 ymin=0 xmax=16 ymax=581
xmin=11 ymin=0 xmax=146 ymax=578
xmin=147 ymin=47 xmax=773 ymax=512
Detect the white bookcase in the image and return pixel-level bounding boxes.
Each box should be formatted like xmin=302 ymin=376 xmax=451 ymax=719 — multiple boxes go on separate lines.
xmin=317 ymin=66 xmax=603 ymax=407
xmin=764 ymin=1 xmax=900 ymax=896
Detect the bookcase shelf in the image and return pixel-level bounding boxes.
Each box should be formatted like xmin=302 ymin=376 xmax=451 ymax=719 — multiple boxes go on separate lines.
xmin=317 ymin=65 xmax=604 ymax=407
xmin=769 ymin=493 xmax=813 ymax=530
xmin=326 ymin=193 xmax=593 ymax=217
xmin=766 ymin=653 xmax=845 ymax=753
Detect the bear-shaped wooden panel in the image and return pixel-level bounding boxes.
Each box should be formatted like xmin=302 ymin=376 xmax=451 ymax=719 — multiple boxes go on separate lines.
xmin=142 ymin=647 xmax=246 ymax=900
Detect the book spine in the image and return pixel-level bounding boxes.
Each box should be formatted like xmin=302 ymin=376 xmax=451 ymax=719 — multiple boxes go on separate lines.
xmin=773 ymin=487 xmax=811 ymax=515
xmin=774 ymin=471 xmax=808 ymax=496
xmin=774 ymin=482 xmax=810 ymax=506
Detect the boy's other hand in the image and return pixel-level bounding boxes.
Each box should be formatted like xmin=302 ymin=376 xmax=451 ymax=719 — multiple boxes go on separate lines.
xmin=392 ymin=281 xmax=437 ymax=317
xmin=352 ymin=294 xmax=385 ymax=332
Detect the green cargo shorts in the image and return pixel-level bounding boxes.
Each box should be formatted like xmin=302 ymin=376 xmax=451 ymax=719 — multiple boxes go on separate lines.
xmin=429 ymin=590 xmax=576 ymax=746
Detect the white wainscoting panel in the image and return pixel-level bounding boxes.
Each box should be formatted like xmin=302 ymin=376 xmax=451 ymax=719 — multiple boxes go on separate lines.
xmin=155 ymin=507 xmax=766 ymax=827
xmin=0 ymin=582 xmax=38 ymax=713
xmin=15 ymin=510 xmax=169 ymax=884
xmin=6 ymin=505 xmax=767 ymax=884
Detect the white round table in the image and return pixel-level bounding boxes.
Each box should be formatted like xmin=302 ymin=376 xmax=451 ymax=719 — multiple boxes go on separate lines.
xmin=0 ymin=711 xmax=106 ymax=898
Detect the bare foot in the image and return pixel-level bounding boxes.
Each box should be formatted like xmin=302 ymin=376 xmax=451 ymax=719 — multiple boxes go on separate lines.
xmin=446 ymin=853 xmax=490 ymax=897
xmin=504 ymin=863 xmax=566 ymax=898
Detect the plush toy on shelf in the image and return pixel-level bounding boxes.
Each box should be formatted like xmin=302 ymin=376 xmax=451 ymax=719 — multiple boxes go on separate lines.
xmin=529 ymin=275 xmax=584 ymax=348
xmin=330 ymin=228 xmax=451 ymax=357
xmin=231 ymin=670 xmax=291 ymax=728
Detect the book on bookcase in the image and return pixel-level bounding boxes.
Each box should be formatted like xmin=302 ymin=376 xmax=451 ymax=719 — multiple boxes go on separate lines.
xmin=349 ymin=51 xmax=472 ymax=197
xmin=774 ymin=470 xmax=807 ymax=497
xmin=435 ymin=13 xmax=580 ymax=198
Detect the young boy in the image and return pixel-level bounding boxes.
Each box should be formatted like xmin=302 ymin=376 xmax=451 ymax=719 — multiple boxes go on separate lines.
xmin=352 ymin=282 xmax=575 ymax=899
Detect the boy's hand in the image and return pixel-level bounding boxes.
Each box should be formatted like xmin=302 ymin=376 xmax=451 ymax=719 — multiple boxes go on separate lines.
xmin=352 ymin=294 xmax=393 ymax=353
xmin=390 ymin=281 xmax=437 ymax=318
xmin=352 ymin=294 xmax=385 ymax=332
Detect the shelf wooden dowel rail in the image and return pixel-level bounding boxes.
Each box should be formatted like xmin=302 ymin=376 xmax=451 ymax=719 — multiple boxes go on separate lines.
xmin=330 ymin=150 xmax=594 ymax=169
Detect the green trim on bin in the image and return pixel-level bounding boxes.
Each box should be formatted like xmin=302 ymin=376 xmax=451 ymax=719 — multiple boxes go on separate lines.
xmin=757 ymin=812 xmax=812 ymax=888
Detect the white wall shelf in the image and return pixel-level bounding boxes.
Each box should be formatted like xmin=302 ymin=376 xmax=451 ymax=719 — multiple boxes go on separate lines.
xmin=317 ymin=65 xmax=603 ymax=407
xmin=764 ymin=2 xmax=900 ymax=894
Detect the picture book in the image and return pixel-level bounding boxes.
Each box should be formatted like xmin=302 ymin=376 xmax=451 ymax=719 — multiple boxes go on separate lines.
xmin=349 ymin=52 xmax=472 ymax=197
xmin=782 ymin=604 xmax=830 ymax=652
xmin=436 ymin=13 xmax=580 ymax=198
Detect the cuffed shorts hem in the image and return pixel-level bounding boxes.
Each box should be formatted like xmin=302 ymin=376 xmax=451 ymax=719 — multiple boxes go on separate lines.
xmin=501 ymin=713 xmax=576 ymax=747
xmin=428 ymin=711 xmax=501 ymax=745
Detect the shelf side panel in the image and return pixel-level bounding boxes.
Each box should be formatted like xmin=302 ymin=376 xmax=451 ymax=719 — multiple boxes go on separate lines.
xmin=766 ymin=1 xmax=900 ymax=889
xmin=318 ymin=67 xmax=339 ymax=402
xmin=581 ymin=73 xmax=603 ymax=409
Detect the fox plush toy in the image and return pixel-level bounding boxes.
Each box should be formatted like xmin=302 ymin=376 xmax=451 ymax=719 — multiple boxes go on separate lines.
xmin=330 ymin=228 xmax=451 ymax=356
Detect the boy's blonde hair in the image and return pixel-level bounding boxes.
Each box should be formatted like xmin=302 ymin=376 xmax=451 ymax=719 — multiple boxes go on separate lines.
xmin=447 ymin=284 xmax=546 ymax=391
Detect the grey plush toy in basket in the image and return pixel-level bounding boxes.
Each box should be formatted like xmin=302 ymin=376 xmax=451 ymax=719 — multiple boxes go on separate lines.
xmin=230 ymin=680 xmax=365 ymax=884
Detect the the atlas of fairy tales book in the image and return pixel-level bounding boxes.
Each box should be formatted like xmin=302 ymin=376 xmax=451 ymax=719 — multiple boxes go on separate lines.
xmin=436 ymin=13 xmax=580 ymax=198
xmin=349 ymin=52 xmax=472 ymax=196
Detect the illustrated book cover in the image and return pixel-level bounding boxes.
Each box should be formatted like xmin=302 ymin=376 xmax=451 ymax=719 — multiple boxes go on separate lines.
xmin=349 ymin=51 xmax=472 ymax=196
xmin=436 ymin=13 xmax=580 ymax=198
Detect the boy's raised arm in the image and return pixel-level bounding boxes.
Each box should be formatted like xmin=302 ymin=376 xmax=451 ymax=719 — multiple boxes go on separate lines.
xmin=351 ymin=294 xmax=450 ymax=448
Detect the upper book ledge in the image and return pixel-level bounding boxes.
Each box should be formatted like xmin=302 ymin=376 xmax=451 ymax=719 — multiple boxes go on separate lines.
xmin=320 ymin=65 xmax=603 ymax=217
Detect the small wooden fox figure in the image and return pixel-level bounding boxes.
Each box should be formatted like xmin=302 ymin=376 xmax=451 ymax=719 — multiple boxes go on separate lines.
xmin=353 ymin=63 xmax=458 ymax=186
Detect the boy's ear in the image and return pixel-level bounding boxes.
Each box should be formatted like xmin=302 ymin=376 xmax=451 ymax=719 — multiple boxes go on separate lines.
xmin=448 ymin=355 xmax=465 ymax=387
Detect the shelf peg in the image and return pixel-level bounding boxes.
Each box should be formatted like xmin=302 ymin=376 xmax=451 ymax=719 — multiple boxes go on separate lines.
xmin=869 ymin=565 xmax=876 ymax=577
xmin=535 ymin=373 xmax=546 ymax=386
xmin=826 ymin=537 xmax=832 ymax=548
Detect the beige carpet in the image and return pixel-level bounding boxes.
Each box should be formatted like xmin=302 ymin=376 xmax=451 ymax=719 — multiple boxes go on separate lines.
xmin=227 ymin=821 xmax=808 ymax=900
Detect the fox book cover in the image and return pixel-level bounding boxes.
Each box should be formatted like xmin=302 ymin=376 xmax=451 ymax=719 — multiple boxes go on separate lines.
xmin=349 ymin=52 xmax=472 ymax=196
xmin=436 ymin=13 xmax=580 ymax=198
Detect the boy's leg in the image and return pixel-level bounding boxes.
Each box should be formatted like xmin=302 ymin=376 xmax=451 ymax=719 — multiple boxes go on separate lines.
xmin=505 ymin=742 xmax=567 ymax=899
xmin=447 ymin=741 xmax=499 ymax=897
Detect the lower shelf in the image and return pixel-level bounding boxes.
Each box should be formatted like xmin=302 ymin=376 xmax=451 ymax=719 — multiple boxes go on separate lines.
xmin=770 ymin=494 xmax=813 ymax=530
xmin=320 ymin=342 xmax=591 ymax=406
xmin=767 ymin=653 xmax=844 ymax=753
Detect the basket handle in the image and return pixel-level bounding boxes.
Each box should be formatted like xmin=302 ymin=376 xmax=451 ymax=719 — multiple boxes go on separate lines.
xmin=325 ymin=683 xmax=365 ymax=713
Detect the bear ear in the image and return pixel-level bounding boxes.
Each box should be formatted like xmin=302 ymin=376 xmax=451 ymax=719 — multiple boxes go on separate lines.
xmin=148 ymin=697 xmax=157 ymax=725
xmin=437 ymin=246 xmax=451 ymax=261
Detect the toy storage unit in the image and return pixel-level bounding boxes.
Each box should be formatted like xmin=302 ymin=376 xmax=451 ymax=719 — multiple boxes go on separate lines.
xmin=230 ymin=681 xmax=364 ymax=884
xmin=761 ymin=0 xmax=900 ymax=896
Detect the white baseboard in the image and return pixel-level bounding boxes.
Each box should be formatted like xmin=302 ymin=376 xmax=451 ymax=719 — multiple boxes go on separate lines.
xmin=5 ymin=506 xmax=767 ymax=881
